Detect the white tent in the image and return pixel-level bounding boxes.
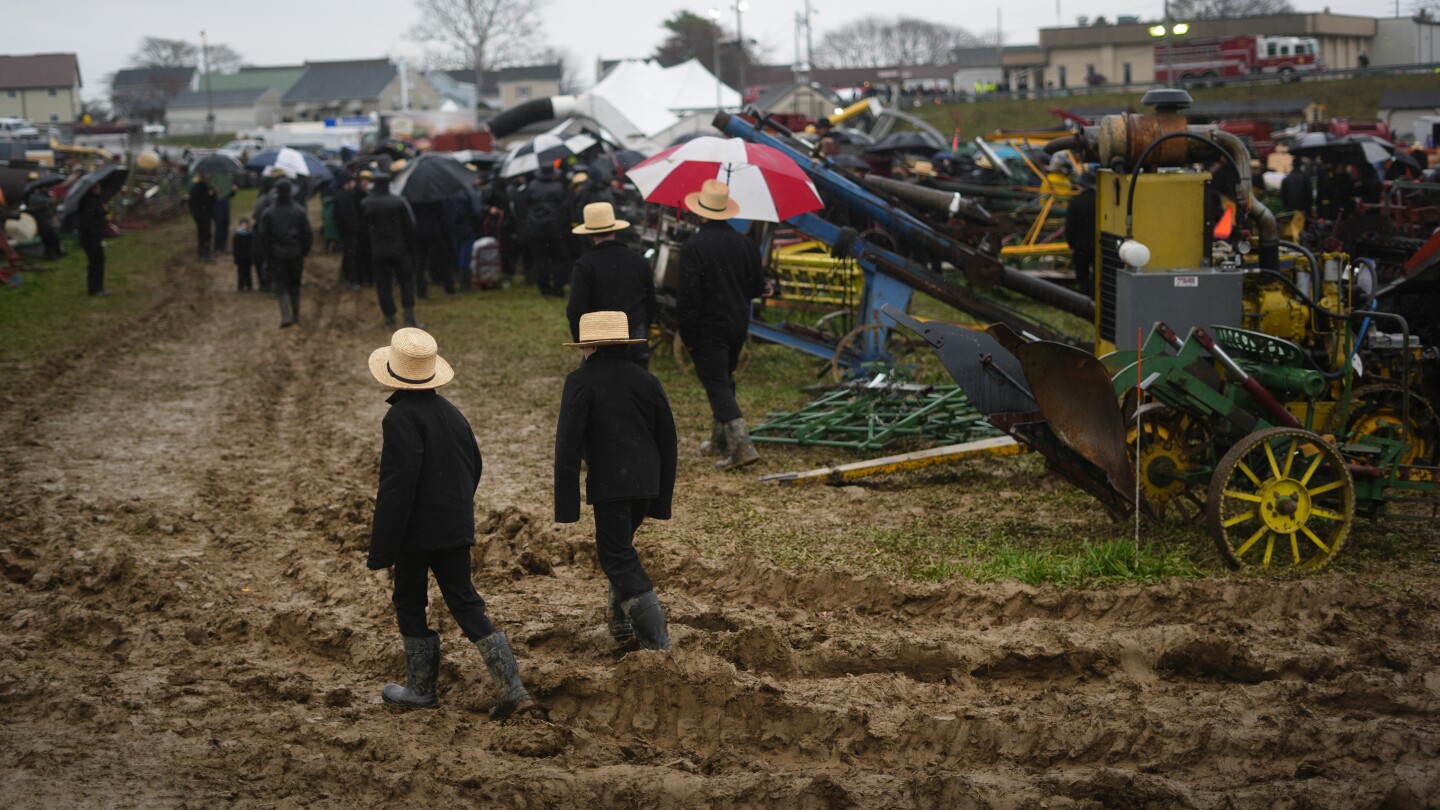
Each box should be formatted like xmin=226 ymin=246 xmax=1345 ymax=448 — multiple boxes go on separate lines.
xmin=586 ymin=59 xmax=740 ymax=141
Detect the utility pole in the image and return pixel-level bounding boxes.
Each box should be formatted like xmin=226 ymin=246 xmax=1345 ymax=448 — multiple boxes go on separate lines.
xmin=997 ymin=9 xmax=1004 ymax=94
xmin=805 ymin=0 xmax=815 ymax=83
xmin=709 ymin=8 xmax=723 ymax=109
xmin=736 ymin=2 xmax=749 ymax=100
xmin=794 ymin=12 xmax=804 ymax=81
xmin=1165 ymin=0 xmax=1176 ymax=89
xmin=473 ymin=16 xmax=485 ymax=125
xmin=200 ymin=30 xmax=215 ymax=143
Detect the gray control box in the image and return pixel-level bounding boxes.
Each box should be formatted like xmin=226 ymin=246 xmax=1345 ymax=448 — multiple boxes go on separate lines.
xmin=1110 ymin=267 xmax=1243 ymax=350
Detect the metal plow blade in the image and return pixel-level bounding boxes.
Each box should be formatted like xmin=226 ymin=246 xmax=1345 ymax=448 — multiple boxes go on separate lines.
xmin=880 ymin=304 xmax=1038 ymax=417
xmin=1014 ymin=340 xmax=1135 ymax=500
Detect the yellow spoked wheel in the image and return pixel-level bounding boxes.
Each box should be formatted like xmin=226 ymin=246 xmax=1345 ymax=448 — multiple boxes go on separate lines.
xmin=1206 ymin=427 xmax=1354 ymax=572
xmin=1128 ymin=409 xmax=1212 ymax=523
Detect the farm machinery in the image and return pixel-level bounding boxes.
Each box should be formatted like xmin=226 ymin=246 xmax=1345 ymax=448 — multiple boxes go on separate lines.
xmin=886 ymin=89 xmax=1440 ymax=572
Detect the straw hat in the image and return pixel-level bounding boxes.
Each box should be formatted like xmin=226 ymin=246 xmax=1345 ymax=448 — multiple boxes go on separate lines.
xmin=911 ymin=161 xmax=937 ymax=178
xmin=368 ymin=328 xmax=454 ymax=389
xmin=684 ymin=179 xmax=741 ymax=220
xmin=569 ymin=171 xmax=589 ymax=187
xmin=564 ymin=311 xmax=646 ymax=347
xmin=571 ymin=202 xmax=630 ymax=235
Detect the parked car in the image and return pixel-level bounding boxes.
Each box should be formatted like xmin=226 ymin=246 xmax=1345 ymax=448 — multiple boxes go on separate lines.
xmin=0 ymin=118 xmax=41 ymax=139
xmin=216 ymin=138 xmax=267 ymax=159
xmin=143 ymin=123 xmax=167 ymax=137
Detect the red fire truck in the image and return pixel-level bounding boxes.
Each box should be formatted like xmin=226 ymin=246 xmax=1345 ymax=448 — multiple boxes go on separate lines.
xmin=1153 ymin=35 xmax=1323 ymax=86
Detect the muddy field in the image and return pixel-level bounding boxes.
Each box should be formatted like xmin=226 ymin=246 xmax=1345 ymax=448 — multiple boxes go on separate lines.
xmin=2 ymin=224 xmax=1439 ymax=809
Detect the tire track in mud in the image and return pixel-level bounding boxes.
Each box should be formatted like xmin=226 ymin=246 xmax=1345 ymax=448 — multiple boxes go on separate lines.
xmin=1 ymin=228 xmax=1439 ymax=808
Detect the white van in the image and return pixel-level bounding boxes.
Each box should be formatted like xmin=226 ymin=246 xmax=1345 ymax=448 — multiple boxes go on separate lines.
xmin=0 ymin=118 xmax=40 ymax=139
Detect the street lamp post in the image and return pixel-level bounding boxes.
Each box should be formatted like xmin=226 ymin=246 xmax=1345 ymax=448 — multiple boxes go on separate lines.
xmin=709 ymin=7 xmax=723 ymax=110
xmin=736 ymin=1 xmax=749 ymax=101
xmin=1148 ymin=4 xmax=1188 ymax=89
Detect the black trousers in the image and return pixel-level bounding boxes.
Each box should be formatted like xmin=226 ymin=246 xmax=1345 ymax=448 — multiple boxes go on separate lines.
xmin=593 ymin=498 xmax=654 ymax=601
xmin=422 ymin=238 xmax=455 ymax=294
xmin=690 ymin=338 xmax=745 ymax=423
xmin=530 ymin=237 xmax=569 ymax=296
xmin=269 ymin=256 xmax=303 ymax=298
xmin=81 ymin=234 xmax=105 ymax=294
xmin=214 ymin=208 xmax=229 ymax=253
xmin=374 ymin=253 xmax=416 ymax=317
xmin=37 ymin=220 xmax=62 ymax=258
xmin=340 ymin=237 xmax=359 ymax=286
xmin=236 ymin=259 xmax=253 ymax=290
xmin=392 ymin=546 xmax=497 ymax=641
xmin=194 ymin=218 xmax=212 ymax=258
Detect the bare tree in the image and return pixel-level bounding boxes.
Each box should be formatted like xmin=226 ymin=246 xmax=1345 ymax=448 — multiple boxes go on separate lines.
xmin=205 ymin=44 xmax=245 ymax=74
xmin=1167 ymin=0 xmax=1296 ymax=20
xmin=407 ymin=0 xmax=546 ymax=109
xmin=814 ymin=16 xmax=983 ymax=68
xmin=127 ymin=36 xmax=197 ymax=68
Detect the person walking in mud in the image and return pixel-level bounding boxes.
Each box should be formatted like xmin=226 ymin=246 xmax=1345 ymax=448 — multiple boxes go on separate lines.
xmin=554 ymin=311 xmax=678 ymax=650
xmin=367 ymin=328 xmax=537 ymax=718
xmin=677 ymin=180 xmax=766 ymax=470
xmin=256 ymin=179 xmax=312 ymax=329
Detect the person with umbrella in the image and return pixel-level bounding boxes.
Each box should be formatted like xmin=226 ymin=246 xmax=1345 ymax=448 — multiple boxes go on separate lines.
xmin=676 ymin=180 xmax=766 ymax=471
xmin=257 ymin=179 xmax=313 ymax=328
xmin=362 ymin=172 xmax=421 ymax=328
xmin=188 ymin=174 xmax=217 ymax=263
xmin=78 ymin=179 xmax=109 ymax=296
xmin=566 ymin=203 xmax=656 ymax=368
xmin=515 ymin=163 xmax=569 ymax=297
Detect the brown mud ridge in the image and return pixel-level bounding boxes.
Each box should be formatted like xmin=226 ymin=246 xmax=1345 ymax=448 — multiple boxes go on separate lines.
xmin=1 ymin=240 xmax=1439 ymax=809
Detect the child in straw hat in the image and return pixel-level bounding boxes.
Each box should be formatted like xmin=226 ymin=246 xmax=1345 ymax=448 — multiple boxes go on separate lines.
xmin=366 ymin=328 xmax=537 ymax=718
xmin=555 ymin=311 xmax=679 ymax=650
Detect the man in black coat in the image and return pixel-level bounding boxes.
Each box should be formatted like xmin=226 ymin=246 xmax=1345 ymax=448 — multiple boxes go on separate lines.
xmin=566 ymin=203 xmax=657 ymax=368
xmin=555 ymin=311 xmax=678 ymax=650
xmin=333 ymin=173 xmax=362 ymax=290
xmin=77 ymin=182 xmax=109 ymax=296
xmin=257 ymin=179 xmax=313 ymax=328
xmin=367 ymin=328 xmax=535 ymax=718
xmin=362 ymin=172 xmax=421 ymax=328
xmin=516 ymin=164 xmax=569 ymax=297
xmin=188 ymin=174 xmax=217 ymax=262
xmin=24 ymin=174 xmax=63 ymax=260
xmin=677 ymin=180 xmax=766 ymax=471
xmin=1280 ymin=160 xmax=1313 ymax=217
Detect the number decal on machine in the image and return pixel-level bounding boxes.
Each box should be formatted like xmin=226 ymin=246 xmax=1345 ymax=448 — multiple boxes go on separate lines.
xmin=1174 ymin=276 xmax=1199 ymax=288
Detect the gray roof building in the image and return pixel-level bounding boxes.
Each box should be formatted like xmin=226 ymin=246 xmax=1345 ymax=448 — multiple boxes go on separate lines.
xmin=283 ymin=59 xmax=397 ymax=102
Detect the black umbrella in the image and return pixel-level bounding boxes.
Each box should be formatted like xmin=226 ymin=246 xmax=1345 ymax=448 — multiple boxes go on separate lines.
xmin=188 ymin=153 xmax=243 ymax=180
xmin=22 ymin=173 xmax=65 ymax=198
xmin=59 ymin=165 xmax=128 ymax=230
xmin=393 ymin=153 xmax=478 ymax=204
xmin=866 ymin=130 xmax=948 ymax=156
xmin=1290 ymin=132 xmax=1395 ymax=165
xmin=609 ymin=149 xmax=649 ymax=172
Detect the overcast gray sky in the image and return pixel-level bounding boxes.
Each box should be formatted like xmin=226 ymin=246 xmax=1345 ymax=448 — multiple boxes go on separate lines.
xmin=4 ymin=0 xmax=1390 ymax=102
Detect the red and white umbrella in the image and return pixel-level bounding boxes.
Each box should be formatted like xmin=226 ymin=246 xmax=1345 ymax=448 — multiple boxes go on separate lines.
xmin=627 ymin=136 xmax=822 ymax=222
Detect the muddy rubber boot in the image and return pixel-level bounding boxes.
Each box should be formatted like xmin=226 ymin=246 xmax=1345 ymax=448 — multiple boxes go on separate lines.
xmin=698 ymin=420 xmax=728 ymax=457
xmin=475 ymin=630 xmax=535 ymax=721
xmin=276 ymin=292 xmax=295 ymax=328
xmin=403 ymin=306 xmax=425 ymax=330
xmin=607 ymin=583 xmax=635 ymax=643
xmin=714 ymin=418 xmax=760 ymax=471
xmin=381 ymin=633 xmax=440 ymax=708
xmin=621 ymin=590 xmax=671 ymax=651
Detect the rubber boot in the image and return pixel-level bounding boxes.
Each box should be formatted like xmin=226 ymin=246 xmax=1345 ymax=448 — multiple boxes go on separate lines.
xmin=475 ymin=630 xmax=535 ymax=720
xmin=607 ymin=583 xmax=635 ymax=643
xmin=698 ymin=420 xmax=728 ymax=457
xmin=384 ymin=313 xmax=397 ymax=328
xmin=714 ymin=418 xmax=760 ymax=471
xmin=277 ymin=292 xmax=295 ymax=328
xmin=403 ymin=306 xmax=424 ymax=329
xmin=381 ymin=633 xmax=440 ymax=708
xmin=620 ymin=590 xmax=671 ymax=651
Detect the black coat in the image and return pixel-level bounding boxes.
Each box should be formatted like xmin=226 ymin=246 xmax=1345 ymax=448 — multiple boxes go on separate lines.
xmin=1280 ymin=168 xmax=1312 ymax=214
xmin=554 ymin=348 xmax=677 ymax=523
xmin=369 ymin=389 xmax=483 ymax=570
xmin=566 ymin=240 xmax=657 ymax=342
xmin=1064 ymin=188 xmax=1096 ymax=267
xmin=77 ymin=192 xmax=106 ymax=240
xmin=362 ymin=181 xmax=417 ymax=261
xmin=516 ymin=176 xmax=567 ymax=239
xmin=232 ymin=229 xmax=253 ymax=263
xmin=677 ymin=220 xmax=765 ymax=347
xmin=333 ymin=186 xmax=361 ymax=241
xmin=258 ymin=185 xmax=313 ymax=261
xmin=188 ymin=182 xmax=216 ymax=222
